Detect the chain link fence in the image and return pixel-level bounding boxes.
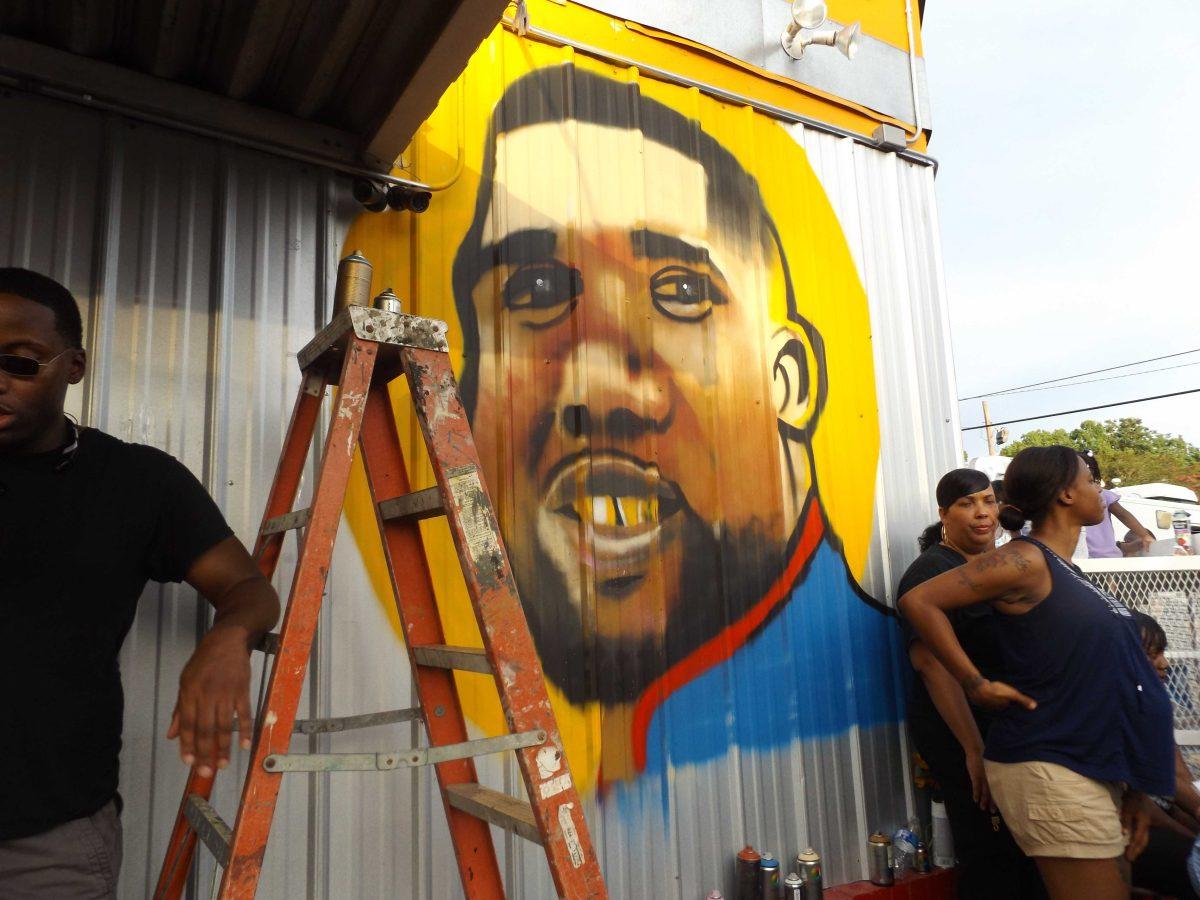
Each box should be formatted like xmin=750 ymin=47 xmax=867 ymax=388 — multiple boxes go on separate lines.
xmin=1078 ymin=557 xmax=1200 ymax=770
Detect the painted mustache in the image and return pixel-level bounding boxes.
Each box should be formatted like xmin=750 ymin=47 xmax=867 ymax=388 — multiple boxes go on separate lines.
xmin=545 ymin=451 xmax=683 ymax=529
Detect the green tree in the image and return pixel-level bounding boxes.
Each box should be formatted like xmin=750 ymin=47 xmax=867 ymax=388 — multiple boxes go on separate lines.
xmin=1001 ymin=418 xmax=1200 ymax=492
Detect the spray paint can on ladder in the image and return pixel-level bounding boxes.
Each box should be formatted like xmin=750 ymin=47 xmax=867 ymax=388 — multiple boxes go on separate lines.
xmin=867 ymin=832 xmax=893 ymax=886
xmin=759 ymin=852 xmax=781 ymax=899
xmin=331 ymin=250 xmax=374 ymax=318
xmin=736 ymin=846 xmax=761 ymax=900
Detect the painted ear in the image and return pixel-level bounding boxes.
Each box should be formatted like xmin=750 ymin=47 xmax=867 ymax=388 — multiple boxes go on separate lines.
xmin=771 ymin=327 xmax=819 ymax=437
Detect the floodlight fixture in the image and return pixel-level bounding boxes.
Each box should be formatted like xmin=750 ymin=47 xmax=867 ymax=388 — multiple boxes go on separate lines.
xmin=792 ymin=0 xmax=828 ymax=29
xmin=782 ymin=13 xmax=862 ymax=62
xmin=835 ymin=21 xmax=861 ymax=59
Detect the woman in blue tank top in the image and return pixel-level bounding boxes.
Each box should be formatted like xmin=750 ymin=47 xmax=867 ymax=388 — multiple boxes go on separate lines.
xmin=900 ymin=446 xmax=1175 ymax=900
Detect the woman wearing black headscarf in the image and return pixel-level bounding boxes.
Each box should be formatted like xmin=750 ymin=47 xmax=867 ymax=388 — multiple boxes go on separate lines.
xmin=900 ymin=469 xmax=1046 ymax=899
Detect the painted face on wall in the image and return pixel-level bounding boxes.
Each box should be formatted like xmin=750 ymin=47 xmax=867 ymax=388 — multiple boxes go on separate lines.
xmin=452 ymin=74 xmax=826 ymax=706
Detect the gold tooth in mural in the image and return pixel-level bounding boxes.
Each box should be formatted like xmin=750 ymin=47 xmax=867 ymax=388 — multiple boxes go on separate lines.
xmin=574 ymin=496 xmax=660 ymax=527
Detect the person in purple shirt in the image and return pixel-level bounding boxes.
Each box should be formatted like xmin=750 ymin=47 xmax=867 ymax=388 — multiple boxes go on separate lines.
xmin=1079 ymin=452 xmax=1154 ymax=558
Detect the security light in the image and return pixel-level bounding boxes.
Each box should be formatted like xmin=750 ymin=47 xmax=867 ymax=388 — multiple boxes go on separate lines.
xmin=792 ymin=0 xmax=828 ymax=29
xmin=835 ymin=21 xmax=861 ymax=58
xmin=781 ymin=11 xmax=862 ymax=61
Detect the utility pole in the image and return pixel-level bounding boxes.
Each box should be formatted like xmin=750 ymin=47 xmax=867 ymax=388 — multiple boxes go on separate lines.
xmin=983 ymin=400 xmax=996 ymax=455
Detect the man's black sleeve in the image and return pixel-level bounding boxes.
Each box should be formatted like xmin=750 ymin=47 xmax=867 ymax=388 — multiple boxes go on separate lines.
xmin=144 ymin=452 xmax=235 ymax=584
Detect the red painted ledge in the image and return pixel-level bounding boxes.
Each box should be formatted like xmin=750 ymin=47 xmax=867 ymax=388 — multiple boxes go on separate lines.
xmin=827 ymin=868 xmax=956 ymax=900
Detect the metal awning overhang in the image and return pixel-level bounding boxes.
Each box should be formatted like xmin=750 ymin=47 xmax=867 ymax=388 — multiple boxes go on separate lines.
xmin=0 ymin=0 xmax=509 ymax=180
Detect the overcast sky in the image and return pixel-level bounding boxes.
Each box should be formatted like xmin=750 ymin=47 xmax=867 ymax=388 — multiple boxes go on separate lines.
xmin=922 ymin=2 xmax=1200 ymax=461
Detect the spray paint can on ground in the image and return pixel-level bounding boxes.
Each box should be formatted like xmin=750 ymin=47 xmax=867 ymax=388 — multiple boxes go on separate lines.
xmin=736 ymin=846 xmax=761 ymax=900
xmin=914 ymin=841 xmax=931 ymax=874
xmin=782 ymin=872 xmax=804 ymax=900
xmin=759 ymin=852 xmax=781 ymax=899
xmin=794 ymin=848 xmax=822 ymax=899
xmin=867 ymin=832 xmax=893 ymax=886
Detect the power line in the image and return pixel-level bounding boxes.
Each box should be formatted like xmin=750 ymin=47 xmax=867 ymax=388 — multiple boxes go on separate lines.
xmin=958 ymin=348 xmax=1200 ymax=401
xmin=960 ymin=388 xmax=1200 ymax=431
xmin=997 ymin=360 xmax=1200 ymax=395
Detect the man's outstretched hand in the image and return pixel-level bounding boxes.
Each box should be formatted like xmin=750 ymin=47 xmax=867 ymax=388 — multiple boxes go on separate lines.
xmin=168 ymin=536 xmax=281 ymax=777
xmin=167 ymin=625 xmax=254 ymax=777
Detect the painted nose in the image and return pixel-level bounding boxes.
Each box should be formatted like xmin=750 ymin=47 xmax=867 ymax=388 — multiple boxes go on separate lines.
xmin=555 ymin=342 xmax=672 ymax=442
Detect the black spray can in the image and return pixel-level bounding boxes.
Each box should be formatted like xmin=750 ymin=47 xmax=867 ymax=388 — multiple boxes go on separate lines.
xmin=868 ymin=832 xmax=894 ymax=886
xmin=736 ymin=846 xmax=760 ymax=900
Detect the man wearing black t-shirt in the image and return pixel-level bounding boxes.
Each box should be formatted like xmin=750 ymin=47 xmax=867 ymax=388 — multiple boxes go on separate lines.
xmin=0 ymin=269 xmax=280 ymax=897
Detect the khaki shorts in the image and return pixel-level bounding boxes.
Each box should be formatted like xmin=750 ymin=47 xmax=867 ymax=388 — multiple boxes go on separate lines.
xmin=984 ymin=759 xmax=1126 ymax=859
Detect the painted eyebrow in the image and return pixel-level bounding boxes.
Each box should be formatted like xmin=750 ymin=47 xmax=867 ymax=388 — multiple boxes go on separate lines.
xmin=631 ymin=229 xmax=728 ymax=283
xmin=478 ymin=228 xmax=559 ymax=271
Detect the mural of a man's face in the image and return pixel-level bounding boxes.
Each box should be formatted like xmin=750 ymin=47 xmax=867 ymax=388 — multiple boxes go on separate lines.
xmin=455 ymin=82 xmax=824 ymax=704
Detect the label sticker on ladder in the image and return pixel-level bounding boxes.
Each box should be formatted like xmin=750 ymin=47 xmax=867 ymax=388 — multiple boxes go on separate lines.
xmin=540 ymin=772 xmax=572 ymax=800
xmin=446 ymin=467 xmax=503 ymax=575
xmin=557 ymin=802 xmax=586 ymax=868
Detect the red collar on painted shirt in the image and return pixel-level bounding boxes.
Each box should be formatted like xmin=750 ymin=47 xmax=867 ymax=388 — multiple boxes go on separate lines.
xmin=623 ymin=499 xmax=827 ymax=774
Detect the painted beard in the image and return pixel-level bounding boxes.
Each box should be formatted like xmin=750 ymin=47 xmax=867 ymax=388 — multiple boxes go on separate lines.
xmin=517 ymin=501 xmax=789 ymax=705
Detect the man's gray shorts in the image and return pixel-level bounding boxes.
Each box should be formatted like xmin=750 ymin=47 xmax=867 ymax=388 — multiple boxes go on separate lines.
xmin=0 ymin=800 xmax=122 ymax=899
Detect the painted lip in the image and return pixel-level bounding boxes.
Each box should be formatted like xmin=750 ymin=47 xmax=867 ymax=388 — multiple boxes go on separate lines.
xmin=541 ymin=450 xmax=684 ymax=588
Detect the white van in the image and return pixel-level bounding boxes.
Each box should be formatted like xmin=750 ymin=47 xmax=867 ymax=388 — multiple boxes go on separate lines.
xmin=1110 ymin=482 xmax=1198 ymax=542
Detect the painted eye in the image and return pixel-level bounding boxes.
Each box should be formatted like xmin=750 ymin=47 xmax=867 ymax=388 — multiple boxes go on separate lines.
xmin=503 ymin=261 xmax=583 ymax=327
xmin=649 ymin=265 xmax=726 ymax=321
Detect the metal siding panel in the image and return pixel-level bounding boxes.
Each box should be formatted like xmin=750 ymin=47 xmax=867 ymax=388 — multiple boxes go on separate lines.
xmin=0 ymin=88 xmax=356 ymax=899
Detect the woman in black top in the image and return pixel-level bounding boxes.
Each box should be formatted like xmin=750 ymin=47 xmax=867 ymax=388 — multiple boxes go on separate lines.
xmin=901 ymin=448 xmax=1172 ymax=900
xmin=900 ymin=468 xmax=1045 ymax=899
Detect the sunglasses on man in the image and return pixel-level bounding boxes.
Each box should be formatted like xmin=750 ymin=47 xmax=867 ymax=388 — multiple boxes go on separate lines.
xmin=0 ymin=349 xmax=72 ymax=377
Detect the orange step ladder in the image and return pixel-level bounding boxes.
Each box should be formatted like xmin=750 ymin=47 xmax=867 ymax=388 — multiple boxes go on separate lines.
xmin=153 ymin=264 xmax=607 ymax=899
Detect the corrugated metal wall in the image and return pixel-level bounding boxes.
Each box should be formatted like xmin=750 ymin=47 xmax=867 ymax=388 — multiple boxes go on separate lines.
xmin=795 ymin=125 xmax=963 ymax=602
xmin=0 ymin=85 xmax=360 ymax=898
xmin=0 ymin=23 xmax=960 ymax=900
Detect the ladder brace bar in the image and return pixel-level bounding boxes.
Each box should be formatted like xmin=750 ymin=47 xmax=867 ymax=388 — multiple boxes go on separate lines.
xmin=262 ymin=730 xmax=546 ymax=773
xmin=232 ymin=706 xmax=422 ymax=736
